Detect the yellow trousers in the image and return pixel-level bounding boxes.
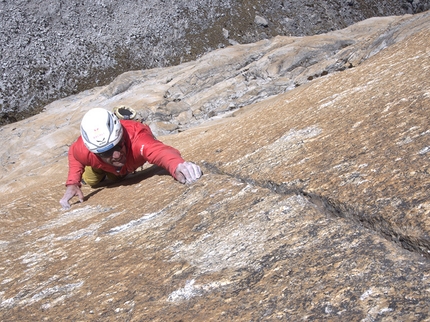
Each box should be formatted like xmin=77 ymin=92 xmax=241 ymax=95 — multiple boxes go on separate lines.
xmin=82 ymin=166 xmax=124 ymax=187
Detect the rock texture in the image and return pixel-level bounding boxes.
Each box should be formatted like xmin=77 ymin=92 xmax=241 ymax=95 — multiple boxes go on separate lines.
xmin=1 ymin=12 xmax=430 ymax=321
xmin=1 ymin=0 xmax=430 ymax=125
xmin=96 ymin=13 xmax=430 ymax=136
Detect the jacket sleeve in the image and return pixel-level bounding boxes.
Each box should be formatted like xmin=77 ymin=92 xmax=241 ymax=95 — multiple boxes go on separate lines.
xmin=135 ymin=125 xmax=185 ymax=179
xmin=65 ymin=141 xmax=86 ymax=186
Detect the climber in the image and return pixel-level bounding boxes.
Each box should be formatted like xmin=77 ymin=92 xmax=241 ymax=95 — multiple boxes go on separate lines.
xmin=59 ymin=107 xmax=202 ymax=209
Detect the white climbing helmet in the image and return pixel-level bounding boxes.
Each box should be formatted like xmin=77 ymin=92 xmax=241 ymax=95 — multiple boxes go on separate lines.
xmin=80 ymin=108 xmax=123 ymax=154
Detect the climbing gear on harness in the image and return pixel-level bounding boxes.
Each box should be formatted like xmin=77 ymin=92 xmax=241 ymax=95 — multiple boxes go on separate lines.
xmin=80 ymin=108 xmax=123 ymax=154
xmin=113 ymin=105 xmax=137 ymax=120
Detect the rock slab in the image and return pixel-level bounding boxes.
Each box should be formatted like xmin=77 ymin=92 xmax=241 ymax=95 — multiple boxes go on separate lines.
xmin=0 ymin=12 xmax=430 ymax=321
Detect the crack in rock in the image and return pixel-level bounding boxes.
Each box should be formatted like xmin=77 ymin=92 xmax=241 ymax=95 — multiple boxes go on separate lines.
xmin=201 ymin=161 xmax=430 ymax=259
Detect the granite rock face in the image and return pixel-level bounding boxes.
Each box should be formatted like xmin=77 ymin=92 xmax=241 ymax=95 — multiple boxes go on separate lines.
xmin=96 ymin=12 xmax=430 ymax=136
xmin=0 ymin=12 xmax=430 ymax=321
xmin=1 ymin=0 xmax=430 ymax=124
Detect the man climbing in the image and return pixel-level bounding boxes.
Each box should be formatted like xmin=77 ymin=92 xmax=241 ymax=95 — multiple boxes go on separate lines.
xmin=59 ymin=107 xmax=202 ymax=209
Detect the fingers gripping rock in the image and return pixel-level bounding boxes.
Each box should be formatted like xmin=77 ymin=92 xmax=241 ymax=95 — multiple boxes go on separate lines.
xmin=175 ymin=162 xmax=202 ymax=184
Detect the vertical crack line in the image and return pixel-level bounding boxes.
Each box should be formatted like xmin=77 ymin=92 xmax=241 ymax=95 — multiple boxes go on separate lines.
xmin=201 ymin=161 xmax=430 ymax=260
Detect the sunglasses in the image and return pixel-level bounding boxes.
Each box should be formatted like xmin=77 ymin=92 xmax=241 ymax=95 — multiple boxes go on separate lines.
xmin=96 ymin=140 xmax=125 ymax=158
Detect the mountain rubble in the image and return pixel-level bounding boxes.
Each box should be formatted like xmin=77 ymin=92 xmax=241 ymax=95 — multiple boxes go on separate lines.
xmin=1 ymin=0 xmax=430 ymax=125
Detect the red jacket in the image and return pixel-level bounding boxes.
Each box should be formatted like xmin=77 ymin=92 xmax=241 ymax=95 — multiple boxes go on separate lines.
xmin=65 ymin=120 xmax=185 ymax=186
